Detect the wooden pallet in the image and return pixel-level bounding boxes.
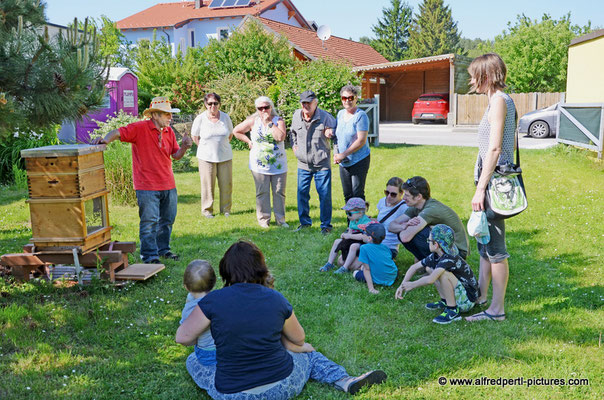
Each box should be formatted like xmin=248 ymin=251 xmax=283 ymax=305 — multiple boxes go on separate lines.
xmin=0 ymin=241 xmax=164 ymax=283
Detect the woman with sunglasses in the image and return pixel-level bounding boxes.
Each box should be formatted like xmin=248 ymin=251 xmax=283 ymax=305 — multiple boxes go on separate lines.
xmin=376 ymin=177 xmax=408 ymax=259
xmin=334 ymin=85 xmax=371 ymax=202
xmin=191 ymin=93 xmax=234 ymax=219
xmin=233 ymin=96 xmax=289 ymax=228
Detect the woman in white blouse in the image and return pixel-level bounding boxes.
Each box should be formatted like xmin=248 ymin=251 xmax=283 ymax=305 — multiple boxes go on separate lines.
xmin=191 ymin=93 xmax=234 ymax=218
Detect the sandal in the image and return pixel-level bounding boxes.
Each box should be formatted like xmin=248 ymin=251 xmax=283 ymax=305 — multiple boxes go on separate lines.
xmin=160 ymin=251 xmax=180 ymax=261
xmin=345 ymin=370 xmax=387 ymax=394
xmin=465 ymin=311 xmax=506 ymax=322
xmin=476 ymin=299 xmax=488 ymax=306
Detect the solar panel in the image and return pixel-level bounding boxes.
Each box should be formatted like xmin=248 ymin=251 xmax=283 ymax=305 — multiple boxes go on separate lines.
xmin=235 ymin=0 xmax=252 ymax=6
xmin=209 ymin=0 xmax=225 ymax=8
xmin=222 ymin=0 xmax=238 ymax=7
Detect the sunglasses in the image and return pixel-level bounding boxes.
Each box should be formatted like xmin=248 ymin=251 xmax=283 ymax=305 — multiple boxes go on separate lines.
xmin=257 ymin=105 xmax=271 ymax=111
xmin=341 ymin=95 xmax=356 ymax=102
xmin=346 ymin=210 xmax=362 ymax=217
xmin=426 ymin=239 xmax=436 ymax=245
xmin=405 ymin=179 xmax=417 ymax=190
xmin=384 ymin=190 xmax=400 ymax=198
xmin=206 ymin=102 xmax=219 ymax=106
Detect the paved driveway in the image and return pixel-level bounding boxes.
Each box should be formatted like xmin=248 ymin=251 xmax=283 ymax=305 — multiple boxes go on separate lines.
xmin=378 ymin=122 xmax=557 ymax=149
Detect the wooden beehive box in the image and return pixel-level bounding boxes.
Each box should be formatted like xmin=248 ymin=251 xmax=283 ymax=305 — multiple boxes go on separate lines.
xmin=20 ymin=145 xmax=112 ymax=253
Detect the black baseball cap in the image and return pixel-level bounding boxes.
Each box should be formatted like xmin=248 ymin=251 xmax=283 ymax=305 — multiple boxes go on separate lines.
xmin=299 ymin=90 xmax=317 ymax=102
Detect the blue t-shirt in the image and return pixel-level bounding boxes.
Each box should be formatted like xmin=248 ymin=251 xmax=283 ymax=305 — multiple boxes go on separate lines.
xmin=335 ymin=108 xmax=370 ymax=167
xmin=199 ymin=283 xmax=294 ymax=394
xmin=358 ymin=242 xmax=398 ymax=286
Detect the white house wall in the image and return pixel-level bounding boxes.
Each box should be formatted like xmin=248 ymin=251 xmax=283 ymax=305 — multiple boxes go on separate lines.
xmin=174 ymin=17 xmax=242 ymax=53
xmin=260 ymin=2 xmax=303 ymax=27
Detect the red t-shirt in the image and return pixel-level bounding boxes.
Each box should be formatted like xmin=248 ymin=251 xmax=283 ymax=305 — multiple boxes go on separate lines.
xmin=119 ymin=120 xmax=180 ymax=191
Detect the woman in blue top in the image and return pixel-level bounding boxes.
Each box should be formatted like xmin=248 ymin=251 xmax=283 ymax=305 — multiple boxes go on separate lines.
xmin=334 ymin=85 xmax=371 ymax=202
xmin=176 ymin=240 xmax=386 ymax=399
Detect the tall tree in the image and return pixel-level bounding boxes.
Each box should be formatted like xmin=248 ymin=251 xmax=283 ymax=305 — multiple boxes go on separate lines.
xmin=407 ymin=0 xmax=465 ymax=58
xmin=487 ymin=13 xmax=591 ymax=92
xmin=0 ymin=0 xmax=109 ymax=138
xmin=370 ymin=0 xmax=413 ymax=61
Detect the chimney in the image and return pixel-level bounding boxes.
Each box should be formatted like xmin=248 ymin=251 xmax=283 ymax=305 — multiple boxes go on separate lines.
xmin=195 ymin=0 xmax=202 ymax=8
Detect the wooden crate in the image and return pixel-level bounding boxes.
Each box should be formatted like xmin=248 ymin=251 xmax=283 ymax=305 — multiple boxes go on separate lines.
xmin=20 ymin=145 xmax=112 ymax=253
xmin=22 ymin=145 xmax=106 ymax=199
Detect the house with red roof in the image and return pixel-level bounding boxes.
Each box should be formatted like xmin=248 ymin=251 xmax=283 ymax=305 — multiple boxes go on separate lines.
xmin=116 ymin=0 xmax=387 ymax=66
xmin=241 ymin=16 xmax=387 ymax=67
xmin=117 ymin=0 xmax=310 ymax=55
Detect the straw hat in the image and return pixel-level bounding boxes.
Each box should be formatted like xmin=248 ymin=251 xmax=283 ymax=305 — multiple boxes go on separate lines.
xmin=143 ymin=97 xmax=180 ymax=117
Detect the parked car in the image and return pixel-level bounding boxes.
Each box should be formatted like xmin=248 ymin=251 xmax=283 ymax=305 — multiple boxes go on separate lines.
xmin=517 ymin=103 xmax=559 ymax=138
xmin=411 ymin=93 xmax=449 ymax=124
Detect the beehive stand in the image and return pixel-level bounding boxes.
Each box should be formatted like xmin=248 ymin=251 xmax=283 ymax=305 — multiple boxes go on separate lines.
xmin=0 ymin=145 xmax=164 ymax=283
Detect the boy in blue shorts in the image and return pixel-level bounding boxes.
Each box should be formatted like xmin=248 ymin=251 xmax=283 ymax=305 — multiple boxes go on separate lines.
xmin=353 ymin=223 xmax=399 ymax=294
xmin=395 ymin=224 xmax=479 ymax=324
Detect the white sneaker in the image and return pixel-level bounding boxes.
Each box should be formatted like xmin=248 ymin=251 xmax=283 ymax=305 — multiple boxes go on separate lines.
xmin=279 ymin=222 xmax=290 ymax=228
xmin=224 ymin=212 xmax=230 ymax=217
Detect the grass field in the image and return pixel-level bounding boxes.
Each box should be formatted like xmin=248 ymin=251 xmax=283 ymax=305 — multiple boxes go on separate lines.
xmin=0 ymin=144 xmax=602 ymax=399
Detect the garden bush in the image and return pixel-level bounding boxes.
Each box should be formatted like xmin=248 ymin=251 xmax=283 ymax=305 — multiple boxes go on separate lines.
xmin=273 ymin=59 xmax=362 ymax=127
xmin=0 ymin=125 xmax=59 ymax=185
xmin=201 ymin=20 xmax=294 ymax=82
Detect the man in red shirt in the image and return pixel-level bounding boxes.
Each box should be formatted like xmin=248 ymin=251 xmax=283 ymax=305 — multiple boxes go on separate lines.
xmin=93 ymin=97 xmax=192 ymax=263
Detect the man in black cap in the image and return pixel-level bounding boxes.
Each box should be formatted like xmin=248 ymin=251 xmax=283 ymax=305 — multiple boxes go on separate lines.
xmin=290 ymin=90 xmax=336 ymax=235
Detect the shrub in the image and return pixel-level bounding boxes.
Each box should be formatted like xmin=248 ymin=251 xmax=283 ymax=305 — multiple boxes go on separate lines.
xmin=205 ymin=73 xmax=271 ymax=150
xmin=0 ymin=125 xmax=59 ymax=185
xmin=201 ymin=20 xmax=294 ymax=82
xmin=133 ymin=34 xmax=207 ymax=112
xmin=273 ymin=59 xmax=362 ymax=127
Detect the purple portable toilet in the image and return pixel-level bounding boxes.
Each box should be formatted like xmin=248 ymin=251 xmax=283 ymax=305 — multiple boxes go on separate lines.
xmin=74 ymin=67 xmax=138 ymax=143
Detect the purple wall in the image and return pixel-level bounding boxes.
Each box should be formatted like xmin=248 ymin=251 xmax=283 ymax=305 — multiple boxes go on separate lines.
xmin=76 ymin=72 xmax=138 ymax=143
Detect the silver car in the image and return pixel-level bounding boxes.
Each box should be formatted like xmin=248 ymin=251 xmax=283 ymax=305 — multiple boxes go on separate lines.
xmin=517 ymin=103 xmax=559 ymax=138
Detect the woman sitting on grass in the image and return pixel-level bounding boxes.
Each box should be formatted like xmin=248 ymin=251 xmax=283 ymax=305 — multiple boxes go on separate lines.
xmin=176 ymin=240 xmax=386 ymax=399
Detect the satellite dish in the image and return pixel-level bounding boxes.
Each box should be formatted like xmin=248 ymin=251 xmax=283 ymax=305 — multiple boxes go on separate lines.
xmin=317 ymin=25 xmax=332 ymax=41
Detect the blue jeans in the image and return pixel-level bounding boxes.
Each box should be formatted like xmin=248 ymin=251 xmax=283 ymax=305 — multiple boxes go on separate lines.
xmin=401 ymin=226 xmax=468 ymax=261
xmin=400 ymin=225 xmax=431 ymax=261
xmin=297 ymin=168 xmax=332 ymax=229
xmin=136 ymin=189 xmax=177 ymax=262
xmin=186 ymin=350 xmax=348 ymax=400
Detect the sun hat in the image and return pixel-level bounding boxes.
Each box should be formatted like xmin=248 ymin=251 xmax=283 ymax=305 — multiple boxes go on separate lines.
xmin=365 ymin=222 xmax=386 ymax=242
xmin=143 ymin=96 xmax=181 ymax=117
xmin=299 ymin=90 xmax=317 ymax=102
xmin=430 ymin=224 xmax=459 ymax=257
xmin=342 ymin=197 xmax=366 ymax=211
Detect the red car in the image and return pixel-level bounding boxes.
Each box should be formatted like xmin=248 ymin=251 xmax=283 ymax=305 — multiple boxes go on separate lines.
xmin=411 ymin=93 xmax=449 ymax=124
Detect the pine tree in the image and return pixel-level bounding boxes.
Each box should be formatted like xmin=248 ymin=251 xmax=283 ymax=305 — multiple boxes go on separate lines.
xmin=0 ymin=0 xmax=109 ymax=139
xmin=407 ymin=0 xmax=466 ymax=58
xmin=370 ymin=0 xmax=413 ymax=61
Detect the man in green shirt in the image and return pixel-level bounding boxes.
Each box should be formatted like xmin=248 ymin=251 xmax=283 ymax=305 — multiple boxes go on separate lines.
xmin=388 ymin=176 xmax=469 ymax=261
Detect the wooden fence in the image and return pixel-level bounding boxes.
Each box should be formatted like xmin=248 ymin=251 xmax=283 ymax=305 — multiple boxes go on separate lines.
xmin=455 ymin=92 xmax=565 ymax=125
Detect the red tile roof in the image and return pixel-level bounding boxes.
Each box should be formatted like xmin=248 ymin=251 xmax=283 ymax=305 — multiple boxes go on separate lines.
xmin=117 ymin=0 xmax=297 ymax=30
xmin=254 ymin=17 xmax=388 ymax=67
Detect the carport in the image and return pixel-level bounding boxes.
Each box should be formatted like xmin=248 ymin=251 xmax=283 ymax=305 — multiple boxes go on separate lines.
xmin=353 ymin=54 xmax=473 ymax=125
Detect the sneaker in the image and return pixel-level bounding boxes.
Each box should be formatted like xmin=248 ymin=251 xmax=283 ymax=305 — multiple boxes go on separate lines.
xmin=321 ymin=227 xmax=332 ymax=235
xmin=278 ymin=222 xmax=290 ymax=228
xmin=319 ymin=262 xmax=335 ymax=272
xmin=334 ymin=266 xmax=349 ymax=274
xmin=204 ymin=214 xmax=214 ymax=219
xmin=425 ymin=300 xmax=447 ymax=310
xmin=144 ymin=258 xmax=160 ymax=264
xmin=160 ymin=251 xmax=180 ymax=261
xmin=224 ymin=212 xmax=230 ymax=217
xmin=433 ymin=308 xmax=461 ymax=324
xmin=294 ymin=224 xmax=311 ymax=232
xmin=344 ymin=370 xmax=387 ymax=395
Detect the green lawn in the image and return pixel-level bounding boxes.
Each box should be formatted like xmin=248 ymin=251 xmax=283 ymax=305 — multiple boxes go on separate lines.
xmin=0 ymin=144 xmax=602 ymax=399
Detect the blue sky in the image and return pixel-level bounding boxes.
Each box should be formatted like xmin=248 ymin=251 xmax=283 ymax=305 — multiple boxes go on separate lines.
xmin=45 ymin=0 xmax=601 ymax=41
